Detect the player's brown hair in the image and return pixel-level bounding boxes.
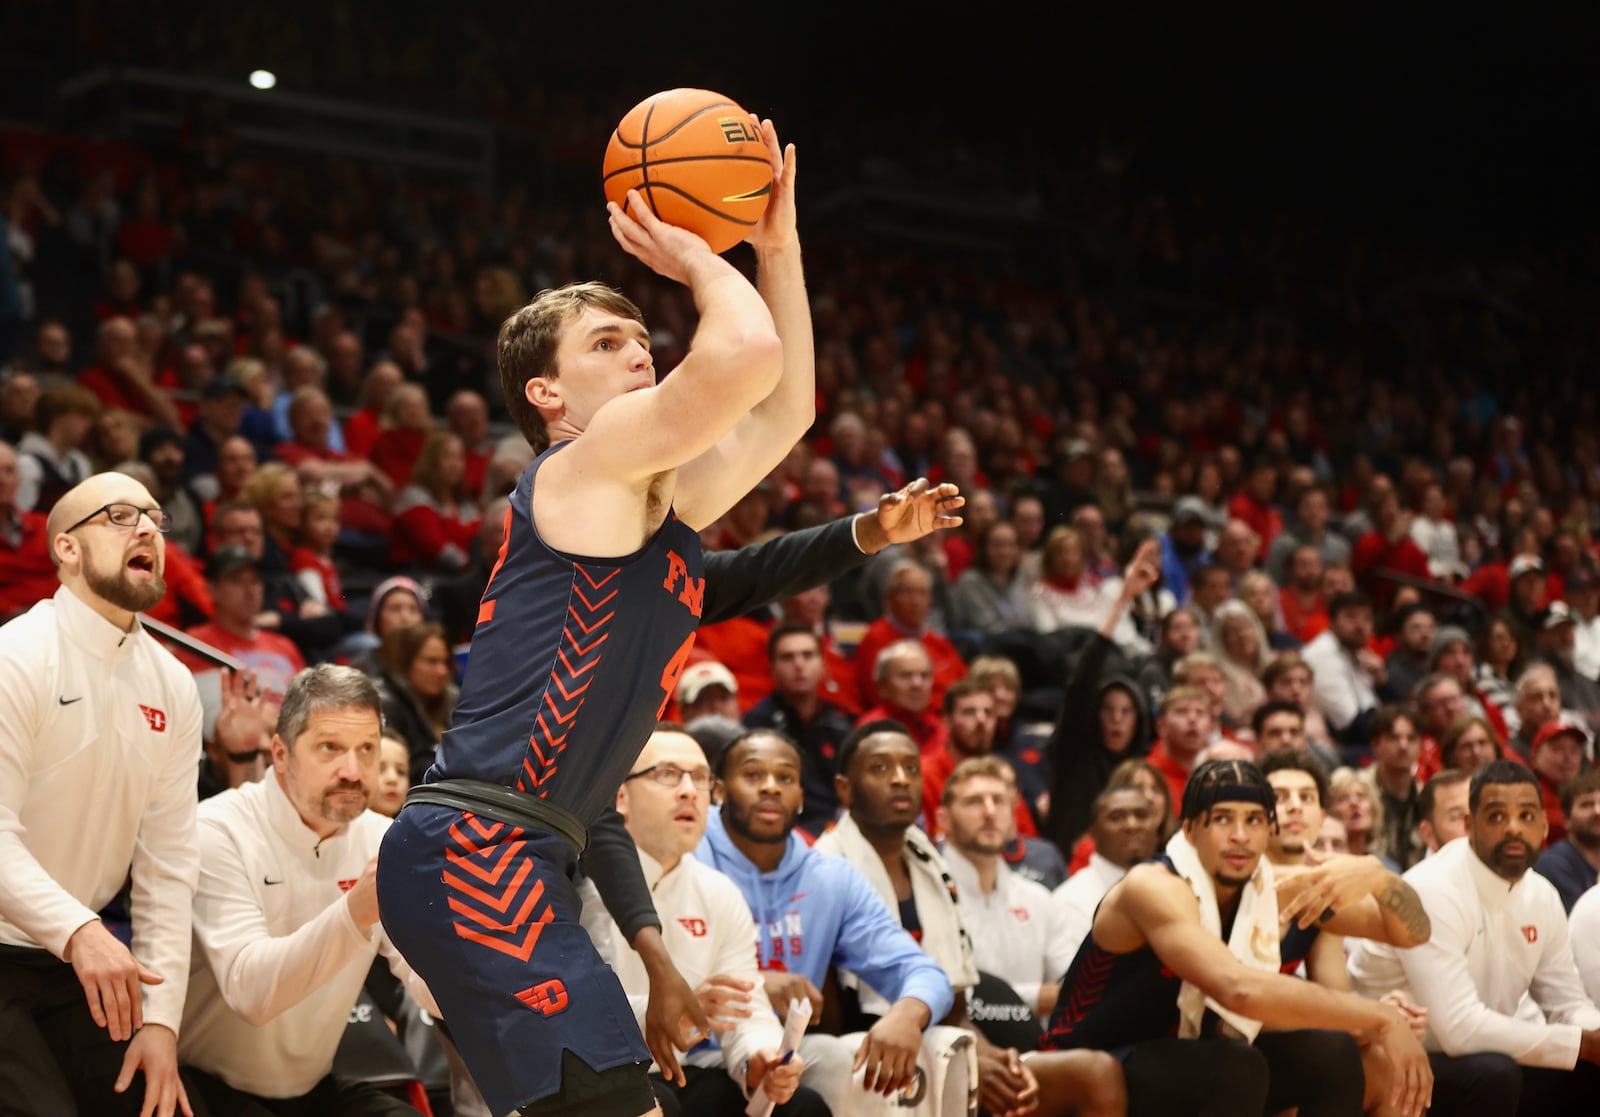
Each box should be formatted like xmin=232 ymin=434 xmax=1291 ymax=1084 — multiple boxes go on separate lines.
xmin=496 ymin=282 xmax=646 ymax=453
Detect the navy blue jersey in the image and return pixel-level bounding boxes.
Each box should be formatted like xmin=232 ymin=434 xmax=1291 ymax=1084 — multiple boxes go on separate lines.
xmin=1279 ymin=920 xmax=1321 ymax=974
xmin=1042 ymin=853 xmax=1190 ymax=1054
xmin=427 ymin=444 xmax=705 ymax=825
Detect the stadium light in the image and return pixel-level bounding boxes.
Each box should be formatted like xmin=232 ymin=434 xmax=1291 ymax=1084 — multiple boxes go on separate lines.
xmin=249 ymin=70 xmax=277 ymax=91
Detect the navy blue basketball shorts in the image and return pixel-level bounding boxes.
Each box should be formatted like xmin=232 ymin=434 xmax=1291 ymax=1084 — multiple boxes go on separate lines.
xmin=378 ymin=804 xmax=653 ymax=1116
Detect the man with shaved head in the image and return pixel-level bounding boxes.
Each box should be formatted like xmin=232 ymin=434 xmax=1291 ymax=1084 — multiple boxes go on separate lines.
xmin=0 ymin=471 xmax=204 ymax=1116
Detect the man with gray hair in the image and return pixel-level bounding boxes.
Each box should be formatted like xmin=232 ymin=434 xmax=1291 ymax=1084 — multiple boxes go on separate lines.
xmin=852 ymin=559 xmax=967 ymax=712
xmin=1509 ymin=662 xmax=1564 ymax=765
xmin=857 ymin=638 xmax=950 ymax=757
xmin=178 ymin=664 xmax=433 ymax=1115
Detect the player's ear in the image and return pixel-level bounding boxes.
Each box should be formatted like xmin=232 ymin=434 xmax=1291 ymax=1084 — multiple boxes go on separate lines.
xmin=833 ymin=773 xmax=852 ymax=810
xmin=935 ymin=804 xmax=950 ymax=836
xmin=711 ymin=779 xmax=725 ymax=806
xmin=525 ymin=376 xmax=560 ymax=411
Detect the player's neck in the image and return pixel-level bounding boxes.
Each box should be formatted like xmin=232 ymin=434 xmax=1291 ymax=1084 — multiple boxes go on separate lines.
xmin=725 ymin=826 xmax=786 ymax=873
xmin=960 ymin=847 xmax=1001 ymax=895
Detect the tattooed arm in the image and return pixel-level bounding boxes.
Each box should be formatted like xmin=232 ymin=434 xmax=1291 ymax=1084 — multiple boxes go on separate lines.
xmin=1277 ymin=855 xmax=1432 ymax=948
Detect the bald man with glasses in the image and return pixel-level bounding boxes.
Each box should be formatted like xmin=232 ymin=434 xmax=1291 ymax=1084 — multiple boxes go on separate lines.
xmin=0 ymin=471 xmax=203 ymax=1117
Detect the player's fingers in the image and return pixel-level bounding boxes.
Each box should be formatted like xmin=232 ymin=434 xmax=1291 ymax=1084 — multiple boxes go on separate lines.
xmin=906 ymin=477 xmax=930 ymax=495
xmin=115 ymin=1042 xmax=138 ymax=1092
xmin=851 ymin=1037 xmax=869 ymax=1074
xmin=109 ymin=976 xmax=133 ymax=1041
xmin=83 ymin=979 xmax=108 ymax=1031
xmin=140 ymin=1072 xmax=161 ymax=1117
xmin=177 ymin=1076 xmax=194 ymax=1117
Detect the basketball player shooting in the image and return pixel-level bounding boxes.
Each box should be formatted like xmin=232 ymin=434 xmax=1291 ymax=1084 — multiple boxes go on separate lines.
xmin=377 ymin=119 xmax=812 ymax=1117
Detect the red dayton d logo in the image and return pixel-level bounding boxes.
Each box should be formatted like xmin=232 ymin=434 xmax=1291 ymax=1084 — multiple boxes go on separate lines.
xmin=514 ymin=979 xmax=569 ymax=1017
xmin=138 ymin=705 xmax=167 ymax=732
xmin=677 ymin=917 xmax=708 ymax=938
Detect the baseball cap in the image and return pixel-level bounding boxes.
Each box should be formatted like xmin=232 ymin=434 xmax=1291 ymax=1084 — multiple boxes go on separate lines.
xmin=1543 ymin=601 xmax=1577 ymax=630
xmin=1532 ymin=714 xmax=1590 ymax=753
xmin=677 ymin=661 xmax=738 ymax=706
xmin=206 ymin=545 xmax=259 ymax=580
xmin=1173 ymin=495 xmax=1209 ymax=525
xmin=1510 ymin=554 xmax=1545 ymax=580
xmin=1061 ymin=438 xmax=1092 ymax=462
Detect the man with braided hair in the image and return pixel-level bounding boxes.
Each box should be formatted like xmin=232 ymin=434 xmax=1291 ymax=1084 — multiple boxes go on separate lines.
xmin=1041 ymin=759 xmax=1434 ymax=1117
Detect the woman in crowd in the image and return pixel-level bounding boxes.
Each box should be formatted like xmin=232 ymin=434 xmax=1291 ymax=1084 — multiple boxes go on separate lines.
xmin=1329 ymin=767 xmax=1387 ymax=863
xmin=951 ymin=520 xmax=1035 ymax=637
xmin=375 ymin=621 xmax=459 ymax=778
xmin=242 ymin=460 xmax=304 ymax=572
xmin=1211 ymin=599 xmax=1271 ymax=729
xmin=1032 ymin=525 xmax=1109 ymax=632
xmin=390 ymin=430 xmax=482 ymax=573
xmin=1476 ymin=617 xmax=1524 ymax=733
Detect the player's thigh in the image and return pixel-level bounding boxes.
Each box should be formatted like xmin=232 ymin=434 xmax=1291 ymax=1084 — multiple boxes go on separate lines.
xmin=1024 ymin=1049 xmax=1127 ymax=1117
xmin=1121 ymin=1037 xmax=1268 ymax=1117
xmin=1255 ymin=1027 xmax=1364 ymax=1117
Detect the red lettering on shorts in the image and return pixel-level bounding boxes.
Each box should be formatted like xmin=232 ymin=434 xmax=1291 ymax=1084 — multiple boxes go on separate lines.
xmin=514 ymin=979 xmax=569 ymax=1016
xmin=138 ymin=705 xmax=167 ymax=732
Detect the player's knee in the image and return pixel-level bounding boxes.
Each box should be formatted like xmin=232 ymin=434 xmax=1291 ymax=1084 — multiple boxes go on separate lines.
xmin=1078 ymin=1049 xmax=1127 ymax=1112
xmin=1219 ymin=1042 xmax=1271 ymax=1112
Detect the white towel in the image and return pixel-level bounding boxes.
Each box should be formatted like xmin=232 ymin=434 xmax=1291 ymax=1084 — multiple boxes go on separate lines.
xmin=1164 ymin=830 xmax=1281 ymax=1042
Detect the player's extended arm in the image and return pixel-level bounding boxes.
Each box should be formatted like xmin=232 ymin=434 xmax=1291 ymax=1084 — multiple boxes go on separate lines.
xmin=1278 ymin=854 xmax=1431 ymax=948
xmin=675 ymin=119 xmax=815 ymax=527
xmin=581 ymin=191 xmax=782 ymax=502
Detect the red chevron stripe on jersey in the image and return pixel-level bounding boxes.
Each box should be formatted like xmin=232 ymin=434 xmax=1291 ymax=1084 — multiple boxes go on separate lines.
xmin=517 ymin=565 xmax=618 ymax=798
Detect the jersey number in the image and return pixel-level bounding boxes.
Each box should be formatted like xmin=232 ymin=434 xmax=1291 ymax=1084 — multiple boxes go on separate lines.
xmin=656 ymin=633 xmax=697 ymax=719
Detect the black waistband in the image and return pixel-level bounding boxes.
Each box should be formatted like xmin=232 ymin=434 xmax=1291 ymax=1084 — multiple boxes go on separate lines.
xmin=404 ymin=779 xmax=588 ymax=855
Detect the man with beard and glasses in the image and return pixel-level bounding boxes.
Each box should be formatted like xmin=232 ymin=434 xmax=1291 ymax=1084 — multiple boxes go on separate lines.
xmin=1533 ymin=770 xmax=1600 ymax=912
xmin=0 ymin=472 xmax=203 ymax=1117
xmin=176 ymin=665 xmax=434 ymax=1116
xmin=1349 ymin=760 xmax=1600 ymax=1117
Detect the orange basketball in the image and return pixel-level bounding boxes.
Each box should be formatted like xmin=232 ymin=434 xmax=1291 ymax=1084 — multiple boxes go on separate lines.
xmin=602 ymin=88 xmax=773 ymax=256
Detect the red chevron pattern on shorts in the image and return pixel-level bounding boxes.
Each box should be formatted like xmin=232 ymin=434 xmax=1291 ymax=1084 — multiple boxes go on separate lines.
xmin=516 ymin=564 xmax=617 ymax=798
xmin=443 ymin=812 xmax=555 ymax=961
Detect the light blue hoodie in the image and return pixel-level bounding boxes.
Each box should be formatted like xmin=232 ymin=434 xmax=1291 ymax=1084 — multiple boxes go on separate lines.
xmin=695 ymin=806 xmax=953 ymax=1022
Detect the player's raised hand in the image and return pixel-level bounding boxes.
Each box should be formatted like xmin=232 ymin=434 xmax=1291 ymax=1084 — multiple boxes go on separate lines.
xmin=856 ymin=478 xmax=964 ymax=554
xmin=607 ymin=189 xmax=716 ymax=286
xmin=1119 ymin=538 xmax=1162 ymax=599
xmin=744 ymin=117 xmax=797 ymax=253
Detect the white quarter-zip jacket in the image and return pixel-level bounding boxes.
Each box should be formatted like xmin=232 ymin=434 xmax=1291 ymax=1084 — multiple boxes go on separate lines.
xmin=0 ymin=585 xmax=203 ymax=1033
xmin=179 ymin=775 xmax=429 ymax=1097
xmin=581 ymin=846 xmax=783 ymax=1087
xmin=1349 ymin=837 xmax=1600 ymax=1068
xmin=943 ymin=845 xmax=1072 ymax=1010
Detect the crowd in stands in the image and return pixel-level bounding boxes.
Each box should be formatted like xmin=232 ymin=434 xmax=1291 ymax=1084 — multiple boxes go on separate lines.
xmin=6 ymin=19 xmax=1600 ymax=1113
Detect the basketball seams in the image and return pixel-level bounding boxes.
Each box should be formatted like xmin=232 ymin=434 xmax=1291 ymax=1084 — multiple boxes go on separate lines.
xmin=601 ymin=154 xmax=774 ymax=183
xmin=639 ymin=101 xmax=658 ymax=217
xmin=634 ymin=182 xmax=759 ymax=227
xmin=610 ymin=99 xmax=737 ymax=151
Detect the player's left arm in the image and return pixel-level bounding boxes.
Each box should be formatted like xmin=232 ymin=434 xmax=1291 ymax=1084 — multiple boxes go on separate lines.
xmin=1304 ymin=929 xmax=1353 ymax=992
xmin=1277 ymin=854 xmax=1431 ymax=948
xmin=674 ymin=119 xmax=814 ymax=527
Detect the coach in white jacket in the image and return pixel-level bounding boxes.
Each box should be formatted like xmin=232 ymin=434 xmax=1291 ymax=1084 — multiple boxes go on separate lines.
xmin=581 ymin=726 xmax=822 ymax=1117
xmin=1349 ymin=760 xmax=1600 ymax=1117
xmin=0 ymin=472 xmax=202 ymax=1117
xmin=179 ymin=664 xmax=431 ymax=1115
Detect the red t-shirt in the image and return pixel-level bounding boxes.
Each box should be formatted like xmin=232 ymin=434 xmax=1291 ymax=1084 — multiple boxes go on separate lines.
xmin=177 ymin=624 xmax=306 ymax=706
xmin=0 ymin=511 xmax=56 ymax=621
xmin=853 ymin=620 xmax=967 ymax=711
xmin=1146 ymin=739 xmax=1195 ymax=810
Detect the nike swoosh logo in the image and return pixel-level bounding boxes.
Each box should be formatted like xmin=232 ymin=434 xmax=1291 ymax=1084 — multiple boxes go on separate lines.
xmin=723 ymin=182 xmax=773 ymax=203
xmin=58 ymin=696 xmax=83 ymax=705
xmin=263 ymin=877 xmax=284 ymax=886
xmin=788 ymin=893 xmax=808 ymax=903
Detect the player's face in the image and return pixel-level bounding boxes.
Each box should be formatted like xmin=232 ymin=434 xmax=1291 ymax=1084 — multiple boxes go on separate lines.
xmin=545 ymin=308 xmax=654 ymax=428
xmin=840 ymin=732 xmax=921 ymax=832
xmin=940 ymin=774 xmax=1010 ymax=857
xmin=620 ymin=731 xmax=712 ymax=862
xmin=1094 ymin=789 xmax=1158 ymax=869
xmin=1184 ymin=801 xmax=1271 ymax=888
xmin=717 ymin=735 xmax=802 ymax=846
xmin=771 ymin=632 xmax=825 ymax=697
xmin=1267 ymin=770 xmax=1323 ymax=857
xmin=275 ymin=705 xmax=381 ymax=832
xmin=1468 ymin=781 xmax=1548 ymax=882
xmin=374 ymin=737 xmax=410 ymax=818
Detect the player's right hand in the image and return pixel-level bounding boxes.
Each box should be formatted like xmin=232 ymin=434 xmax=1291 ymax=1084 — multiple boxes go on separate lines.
xmin=761 ymin=970 xmax=823 ymax=1024
xmin=853 ymin=1004 xmax=922 ymax=1096
xmin=1377 ymin=1006 xmax=1433 ymax=1117
xmin=607 ymin=189 xmax=716 ymax=286
xmin=976 ymin=1046 xmax=1040 ymax=1117
xmin=66 ymin=920 xmax=162 ymax=1042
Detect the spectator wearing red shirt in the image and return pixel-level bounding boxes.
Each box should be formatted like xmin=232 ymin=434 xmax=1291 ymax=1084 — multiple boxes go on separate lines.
xmin=76 ymin=316 xmax=181 ymax=429
xmin=390 ymin=431 xmax=481 ymax=573
xmin=1145 ymin=685 xmax=1216 ymax=808
xmin=289 ymin=490 xmax=346 ymax=610
xmin=181 ymin=546 xmax=306 ymax=713
xmin=855 ymin=639 xmax=948 ymax=759
xmin=273 ymin=386 xmax=393 ymax=535
xmin=339 ymin=362 xmax=402 ymax=460
xmin=1530 ymin=717 xmax=1588 ymax=847
xmin=1227 ymin=458 xmax=1284 ymax=560
xmin=446 ymin=388 xmax=495 ymax=500
xmin=917 ymin=678 xmax=1036 ymax=843
xmin=854 ymin=559 xmax=966 ymax=711
xmin=777 ymin=583 xmax=862 ymax=714
xmin=369 ymin=383 xmax=432 ymax=492
xmin=114 ymin=183 xmax=180 ymax=268
xmin=1278 ymin=542 xmax=1330 ymax=644
xmin=1350 ymin=483 xmax=1432 ymax=609
xmin=0 ymin=442 xmax=55 ymax=621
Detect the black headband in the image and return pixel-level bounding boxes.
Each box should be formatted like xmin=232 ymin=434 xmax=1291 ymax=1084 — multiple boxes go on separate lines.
xmin=1191 ymin=781 xmax=1276 ymax=815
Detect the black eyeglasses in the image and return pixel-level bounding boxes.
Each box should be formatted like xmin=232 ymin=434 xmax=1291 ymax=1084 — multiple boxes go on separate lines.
xmin=63 ymin=502 xmax=173 ymax=534
xmin=624 ymin=764 xmax=712 ymax=791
